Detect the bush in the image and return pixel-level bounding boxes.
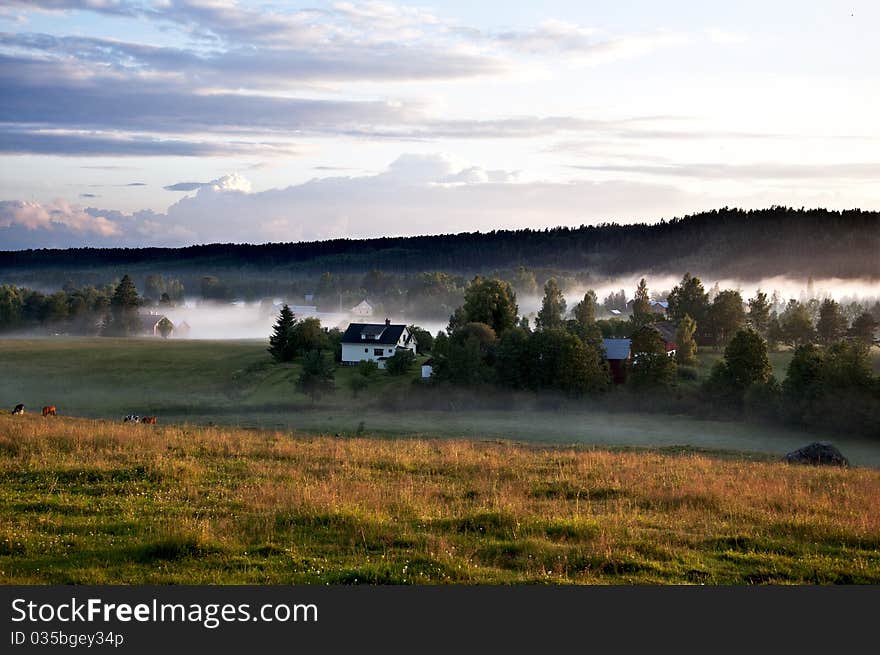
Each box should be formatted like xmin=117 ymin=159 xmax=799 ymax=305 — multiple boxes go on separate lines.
xmin=356 ymin=359 xmax=379 ymax=378
xmin=385 ymin=349 xmax=416 ymax=376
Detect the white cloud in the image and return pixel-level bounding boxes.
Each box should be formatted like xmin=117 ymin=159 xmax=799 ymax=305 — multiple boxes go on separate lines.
xmin=0 ymin=198 xmax=120 ymax=236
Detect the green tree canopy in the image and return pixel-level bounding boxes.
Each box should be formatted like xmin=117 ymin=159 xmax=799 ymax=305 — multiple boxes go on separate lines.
xmin=536 ymin=278 xmax=567 ymax=331
xmin=675 ymin=314 xmax=698 ymax=366
xmin=385 ymin=349 xmax=416 ymax=376
xmin=779 ymin=300 xmax=815 ymax=348
xmin=849 ymin=311 xmax=878 ymax=344
xmin=459 ymin=276 xmax=518 ymax=335
xmin=706 ymin=290 xmax=746 ymax=348
xmin=572 ymin=290 xmax=598 ymax=327
xmin=292 ymin=317 xmax=328 ymax=354
xmin=296 ymin=350 xmax=336 ymax=402
xmin=268 ymin=304 xmax=297 ymax=362
xmin=667 ymin=273 xmax=709 ymax=326
xmin=104 ymin=274 xmax=141 ymax=336
xmin=747 ymin=290 xmax=771 ymax=336
xmin=631 ymin=278 xmax=653 ymax=327
xmin=816 ymin=299 xmax=848 ymax=345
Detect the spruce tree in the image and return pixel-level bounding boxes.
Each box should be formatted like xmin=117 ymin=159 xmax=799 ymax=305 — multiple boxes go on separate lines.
xmin=631 ymin=278 xmax=653 ymax=327
xmin=268 ymin=304 xmax=297 ymax=362
xmin=816 ymin=299 xmax=848 ymax=345
xmin=104 ymin=274 xmax=140 ymax=336
xmin=536 ymin=278 xmax=566 ymax=330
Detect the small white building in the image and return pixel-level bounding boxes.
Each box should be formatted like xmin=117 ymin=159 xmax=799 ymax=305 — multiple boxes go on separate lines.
xmin=350 ymin=300 xmax=374 ymax=318
xmin=341 ymin=319 xmax=417 ymax=369
xmin=421 ymin=358 xmax=434 ymax=379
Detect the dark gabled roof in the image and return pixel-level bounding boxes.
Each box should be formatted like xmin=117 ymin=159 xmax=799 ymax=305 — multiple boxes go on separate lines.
xmin=341 ymin=322 xmax=407 ymax=345
xmin=139 ymin=314 xmax=168 ymax=331
xmin=653 ymin=321 xmax=677 ymax=344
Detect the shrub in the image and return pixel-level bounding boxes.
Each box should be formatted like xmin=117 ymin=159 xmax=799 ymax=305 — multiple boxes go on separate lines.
xmin=385 ymin=349 xmax=416 ymax=376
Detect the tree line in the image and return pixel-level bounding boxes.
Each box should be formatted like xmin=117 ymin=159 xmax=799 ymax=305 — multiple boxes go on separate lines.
xmin=3 ymin=207 xmax=878 ymax=280
xmin=0 ymin=275 xmax=176 ymax=337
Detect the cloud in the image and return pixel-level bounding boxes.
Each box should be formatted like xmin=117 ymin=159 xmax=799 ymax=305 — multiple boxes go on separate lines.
xmin=571 ymin=162 xmax=880 ymax=180
xmin=0 ymin=154 xmax=695 ymax=247
xmin=0 ymin=127 xmax=302 ymax=157
xmin=79 ymin=193 xmax=99 ymax=198
xmin=164 ymin=182 xmax=205 ymax=192
xmin=0 ymin=198 xmax=120 ymax=236
xmin=493 ymin=20 xmax=689 ymax=63
xmin=164 ymin=173 xmax=252 ymax=193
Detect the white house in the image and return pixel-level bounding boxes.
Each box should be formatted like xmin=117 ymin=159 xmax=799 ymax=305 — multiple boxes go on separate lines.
xmin=341 ymin=319 xmax=417 ymax=369
xmin=350 ymin=300 xmax=374 ymax=318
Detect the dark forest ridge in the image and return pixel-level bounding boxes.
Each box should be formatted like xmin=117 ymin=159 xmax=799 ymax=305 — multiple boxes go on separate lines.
xmin=2 ymin=207 xmax=878 ymax=279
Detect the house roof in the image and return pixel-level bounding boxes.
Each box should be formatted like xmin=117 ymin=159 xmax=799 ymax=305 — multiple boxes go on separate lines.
xmin=653 ymin=321 xmax=677 ymax=344
xmin=603 ymin=338 xmax=631 ymax=360
xmin=341 ymin=322 xmax=408 ymax=345
xmin=139 ymin=314 xmax=169 ymax=332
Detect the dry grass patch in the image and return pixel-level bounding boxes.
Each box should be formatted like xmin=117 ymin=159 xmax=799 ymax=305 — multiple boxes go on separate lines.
xmin=1 ymin=414 xmax=879 ymax=584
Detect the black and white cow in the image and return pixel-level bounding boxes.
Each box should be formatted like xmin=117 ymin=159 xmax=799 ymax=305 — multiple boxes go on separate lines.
xmin=123 ymin=414 xmax=140 ymax=423
xmin=11 ymin=404 xmax=24 ymax=415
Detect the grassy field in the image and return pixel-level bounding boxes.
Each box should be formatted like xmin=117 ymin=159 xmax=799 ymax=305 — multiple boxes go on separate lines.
xmin=2 ymin=337 xmax=880 ymax=466
xmin=1 ymin=414 xmax=878 ymax=584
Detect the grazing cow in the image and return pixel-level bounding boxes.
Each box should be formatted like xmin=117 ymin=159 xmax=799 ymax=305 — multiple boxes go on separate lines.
xmin=11 ymin=404 xmax=24 ymax=415
xmin=123 ymin=414 xmax=140 ymax=423
xmin=141 ymin=416 xmax=157 ymax=425
xmin=42 ymin=405 xmax=57 ymax=417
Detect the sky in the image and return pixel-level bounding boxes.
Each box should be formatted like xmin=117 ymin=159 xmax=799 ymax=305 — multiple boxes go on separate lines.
xmin=1 ymin=0 xmax=879 ymax=248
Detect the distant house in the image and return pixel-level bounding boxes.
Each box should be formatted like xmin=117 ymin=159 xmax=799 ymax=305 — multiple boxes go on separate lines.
xmin=603 ymin=338 xmax=631 ymax=384
xmin=652 ymin=321 xmax=678 ymax=357
xmin=341 ymin=319 xmax=417 ymax=369
xmin=289 ymin=305 xmax=319 ymax=315
xmin=174 ymin=321 xmax=191 ymax=338
xmin=421 ymin=358 xmax=434 ymax=379
xmin=139 ymin=313 xmax=172 ymax=337
xmin=626 ymin=299 xmax=668 ymax=316
xmin=350 ymin=300 xmax=374 ymax=318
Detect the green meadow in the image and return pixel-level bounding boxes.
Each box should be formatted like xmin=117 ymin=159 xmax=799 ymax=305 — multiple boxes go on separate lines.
xmin=1 ymin=338 xmax=879 ymax=466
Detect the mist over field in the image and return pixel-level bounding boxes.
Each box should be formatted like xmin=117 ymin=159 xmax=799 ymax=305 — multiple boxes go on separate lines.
xmin=145 ymin=275 xmax=880 ymax=340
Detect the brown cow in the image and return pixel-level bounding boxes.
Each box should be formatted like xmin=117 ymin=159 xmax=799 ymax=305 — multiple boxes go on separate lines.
xmin=42 ymin=405 xmax=56 ymax=417
xmin=141 ymin=416 xmax=157 ymax=424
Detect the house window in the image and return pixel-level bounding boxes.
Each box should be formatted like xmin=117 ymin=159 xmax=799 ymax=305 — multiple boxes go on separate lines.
xmin=374 ymin=348 xmax=384 ymax=356
xmin=364 ymin=348 xmax=368 ymax=353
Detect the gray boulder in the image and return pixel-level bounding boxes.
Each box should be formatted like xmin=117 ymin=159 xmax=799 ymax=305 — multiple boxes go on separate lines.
xmin=784 ymin=442 xmax=848 ymax=466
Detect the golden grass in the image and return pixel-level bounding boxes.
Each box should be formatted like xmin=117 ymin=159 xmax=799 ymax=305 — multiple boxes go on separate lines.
xmin=1 ymin=414 xmax=879 ymax=584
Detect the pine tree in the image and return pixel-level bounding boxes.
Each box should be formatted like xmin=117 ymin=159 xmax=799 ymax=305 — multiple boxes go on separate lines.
xmin=268 ymin=304 xmax=297 ymax=362
xmin=747 ymin=290 xmax=771 ymax=336
xmin=816 ymin=299 xmax=848 ymax=345
xmin=104 ymin=274 xmax=140 ymax=336
xmin=572 ymin=290 xmax=597 ymax=326
xmin=536 ymin=278 xmax=566 ymax=330
xmin=631 ymin=278 xmax=653 ymax=327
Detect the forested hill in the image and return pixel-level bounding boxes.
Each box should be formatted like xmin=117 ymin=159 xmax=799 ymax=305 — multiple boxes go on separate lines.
xmin=2 ymin=207 xmax=878 ymax=279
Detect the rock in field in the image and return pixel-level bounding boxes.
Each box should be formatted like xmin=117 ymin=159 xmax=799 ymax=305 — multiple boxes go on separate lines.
xmin=784 ymin=442 xmax=848 ymax=467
